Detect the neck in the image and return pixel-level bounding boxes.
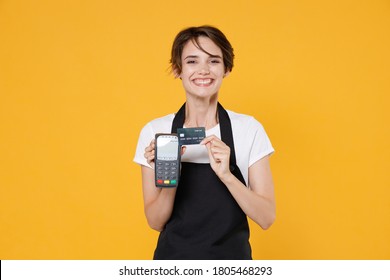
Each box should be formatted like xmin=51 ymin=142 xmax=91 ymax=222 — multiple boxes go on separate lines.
xmin=184 ymin=95 xmax=219 ymax=130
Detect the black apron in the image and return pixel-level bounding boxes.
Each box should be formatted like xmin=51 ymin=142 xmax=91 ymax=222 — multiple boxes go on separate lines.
xmin=153 ymin=103 xmax=252 ymax=260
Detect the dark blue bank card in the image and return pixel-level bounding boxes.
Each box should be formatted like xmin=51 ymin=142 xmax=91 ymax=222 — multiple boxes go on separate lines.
xmin=177 ymin=127 xmax=206 ymax=146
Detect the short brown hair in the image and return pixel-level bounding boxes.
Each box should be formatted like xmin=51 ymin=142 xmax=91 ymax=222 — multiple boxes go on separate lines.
xmin=170 ymin=25 xmax=234 ymax=75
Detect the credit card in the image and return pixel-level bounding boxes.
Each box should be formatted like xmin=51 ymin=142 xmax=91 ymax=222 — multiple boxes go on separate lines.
xmin=177 ymin=127 xmax=206 ymax=145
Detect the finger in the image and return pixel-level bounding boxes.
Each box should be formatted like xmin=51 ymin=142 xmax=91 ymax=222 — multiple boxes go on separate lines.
xmin=145 ymin=143 xmax=155 ymax=153
xmin=205 ymin=139 xmax=228 ymax=154
xmin=144 ymin=148 xmax=155 ymax=156
xmin=210 ymin=146 xmax=229 ymax=156
xmin=208 ymin=139 xmax=229 ymax=155
xmin=211 ymin=155 xmax=223 ymax=163
xmin=209 ymin=145 xmax=229 ymax=156
xmin=209 ymin=142 xmax=230 ymax=161
xmin=146 ymin=153 xmax=155 ymax=163
xmin=210 ymin=153 xmax=229 ymax=164
xmin=144 ymin=150 xmax=155 ymax=161
xmin=210 ymin=143 xmax=228 ymax=152
xmin=180 ymin=145 xmax=186 ymax=156
xmin=145 ymin=139 xmax=156 ymax=151
xmin=200 ymin=135 xmax=220 ymax=145
xmin=205 ymin=142 xmax=216 ymax=164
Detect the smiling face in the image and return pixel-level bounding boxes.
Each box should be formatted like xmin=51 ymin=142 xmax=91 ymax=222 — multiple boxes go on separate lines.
xmin=179 ymin=36 xmax=229 ymax=99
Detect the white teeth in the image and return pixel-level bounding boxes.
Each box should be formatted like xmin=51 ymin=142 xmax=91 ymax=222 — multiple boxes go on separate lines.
xmin=194 ymin=79 xmax=212 ymax=85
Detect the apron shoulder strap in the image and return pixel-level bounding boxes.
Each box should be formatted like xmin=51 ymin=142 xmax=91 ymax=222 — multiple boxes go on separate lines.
xmin=217 ymin=103 xmax=238 ymax=174
xmin=171 ymin=103 xmax=186 ymax=134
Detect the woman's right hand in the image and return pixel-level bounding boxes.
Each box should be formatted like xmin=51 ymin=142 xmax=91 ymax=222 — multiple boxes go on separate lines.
xmin=144 ymin=139 xmax=156 ymax=169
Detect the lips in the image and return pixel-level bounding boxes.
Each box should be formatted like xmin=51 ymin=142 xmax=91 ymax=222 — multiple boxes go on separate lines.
xmin=192 ymin=78 xmax=213 ymax=86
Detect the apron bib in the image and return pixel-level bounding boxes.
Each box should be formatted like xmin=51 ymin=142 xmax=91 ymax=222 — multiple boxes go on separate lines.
xmin=153 ymin=103 xmax=252 ymax=260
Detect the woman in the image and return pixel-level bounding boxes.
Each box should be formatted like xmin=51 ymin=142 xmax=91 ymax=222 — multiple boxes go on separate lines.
xmin=134 ymin=25 xmax=275 ymax=260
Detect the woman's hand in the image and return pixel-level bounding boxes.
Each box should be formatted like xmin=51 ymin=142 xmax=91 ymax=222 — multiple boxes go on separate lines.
xmin=144 ymin=139 xmax=156 ymax=169
xmin=201 ymin=135 xmax=232 ymax=180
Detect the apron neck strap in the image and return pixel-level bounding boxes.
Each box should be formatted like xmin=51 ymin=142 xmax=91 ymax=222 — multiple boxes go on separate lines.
xmin=171 ymin=102 xmax=238 ymax=168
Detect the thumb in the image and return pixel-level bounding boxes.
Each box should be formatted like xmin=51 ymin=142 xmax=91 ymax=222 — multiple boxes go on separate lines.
xmin=180 ymin=145 xmax=186 ymax=156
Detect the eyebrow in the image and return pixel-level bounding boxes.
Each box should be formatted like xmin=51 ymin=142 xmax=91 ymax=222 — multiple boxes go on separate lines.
xmin=184 ymin=55 xmax=222 ymax=60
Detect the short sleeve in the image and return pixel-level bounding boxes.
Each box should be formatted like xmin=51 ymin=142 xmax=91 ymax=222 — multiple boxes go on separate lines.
xmin=248 ymin=118 xmax=275 ymax=167
xmin=133 ymin=123 xmax=154 ymax=168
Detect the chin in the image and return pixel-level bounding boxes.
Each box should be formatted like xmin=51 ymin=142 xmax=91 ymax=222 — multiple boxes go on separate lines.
xmin=189 ymin=91 xmax=218 ymax=99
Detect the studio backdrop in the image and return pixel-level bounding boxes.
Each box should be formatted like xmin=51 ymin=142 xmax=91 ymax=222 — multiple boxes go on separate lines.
xmin=1 ymin=0 xmax=389 ymax=259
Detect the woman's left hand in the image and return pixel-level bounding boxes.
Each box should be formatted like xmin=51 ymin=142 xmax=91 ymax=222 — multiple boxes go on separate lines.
xmin=201 ymin=135 xmax=232 ymax=179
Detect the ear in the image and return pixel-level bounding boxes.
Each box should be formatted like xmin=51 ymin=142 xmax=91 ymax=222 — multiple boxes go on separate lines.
xmin=172 ymin=66 xmax=181 ymax=79
xmin=223 ymin=71 xmax=230 ymax=78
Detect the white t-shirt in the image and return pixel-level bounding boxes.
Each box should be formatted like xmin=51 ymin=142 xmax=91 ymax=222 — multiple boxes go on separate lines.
xmin=133 ymin=109 xmax=274 ymax=186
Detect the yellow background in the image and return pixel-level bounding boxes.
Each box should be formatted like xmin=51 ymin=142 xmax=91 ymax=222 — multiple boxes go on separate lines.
xmin=1 ymin=0 xmax=389 ymax=259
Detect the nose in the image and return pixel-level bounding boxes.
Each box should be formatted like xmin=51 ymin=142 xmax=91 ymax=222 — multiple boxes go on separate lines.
xmin=197 ymin=63 xmax=210 ymax=75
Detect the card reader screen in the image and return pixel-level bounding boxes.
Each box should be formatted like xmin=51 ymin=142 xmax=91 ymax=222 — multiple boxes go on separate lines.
xmin=156 ymin=136 xmax=178 ymax=160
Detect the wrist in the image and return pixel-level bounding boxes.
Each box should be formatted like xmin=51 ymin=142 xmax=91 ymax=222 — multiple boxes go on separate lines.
xmin=219 ymin=171 xmax=236 ymax=185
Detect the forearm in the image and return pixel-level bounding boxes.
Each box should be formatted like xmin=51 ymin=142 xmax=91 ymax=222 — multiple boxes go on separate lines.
xmin=144 ymin=187 xmax=177 ymax=232
xmin=221 ymin=173 xmax=276 ymax=230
